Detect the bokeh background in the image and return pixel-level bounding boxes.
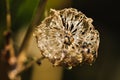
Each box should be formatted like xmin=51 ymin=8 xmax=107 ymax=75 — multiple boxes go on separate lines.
xmin=0 ymin=0 xmax=120 ymax=80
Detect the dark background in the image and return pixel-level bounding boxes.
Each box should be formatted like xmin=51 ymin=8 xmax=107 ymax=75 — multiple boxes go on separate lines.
xmin=63 ymin=0 xmax=120 ymax=80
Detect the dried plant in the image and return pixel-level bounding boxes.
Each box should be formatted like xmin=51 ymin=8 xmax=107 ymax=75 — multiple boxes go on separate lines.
xmin=34 ymin=8 xmax=100 ymax=69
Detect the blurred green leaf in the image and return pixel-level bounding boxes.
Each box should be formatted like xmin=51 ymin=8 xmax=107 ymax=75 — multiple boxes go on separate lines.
xmin=0 ymin=0 xmax=40 ymax=48
xmin=10 ymin=0 xmax=40 ymax=32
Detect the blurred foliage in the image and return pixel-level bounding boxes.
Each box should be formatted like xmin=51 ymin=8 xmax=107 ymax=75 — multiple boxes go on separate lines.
xmin=0 ymin=0 xmax=71 ymax=80
xmin=0 ymin=0 xmax=71 ymax=46
xmin=0 ymin=0 xmax=6 ymax=47
xmin=0 ymin=0 xmax=40 ymax=47
xmin=10 ymin=0 xmax=40 ymax=32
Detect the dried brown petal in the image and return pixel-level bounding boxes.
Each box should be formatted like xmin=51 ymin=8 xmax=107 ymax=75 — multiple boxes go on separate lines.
xmin=34 ymin=8 xmax=100 ymax=68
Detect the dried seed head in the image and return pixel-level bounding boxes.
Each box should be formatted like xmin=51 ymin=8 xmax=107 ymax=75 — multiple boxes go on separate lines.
xmin=34 ymin=8 xmax=100 ymax=68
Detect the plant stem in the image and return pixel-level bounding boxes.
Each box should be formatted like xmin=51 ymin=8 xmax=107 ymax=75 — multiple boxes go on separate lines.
xmin=6 ymin=0 xmax=11 ymax=31
xmin=19 ymin=0 xmax=47 ymax=52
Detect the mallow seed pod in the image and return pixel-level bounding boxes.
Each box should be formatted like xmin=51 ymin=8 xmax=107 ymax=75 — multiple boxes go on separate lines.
xmin=34 ymin=8 xmax=100 ymax=69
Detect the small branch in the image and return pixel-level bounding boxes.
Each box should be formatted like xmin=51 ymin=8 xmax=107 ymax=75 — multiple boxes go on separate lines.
xmin=4 ymin=0 xmax=16 ymax=65
xmin=0 ymin=0 xmax=17 ymax=80
xmin=6 ymin=0 xmax=11 ymax=31
xmin=8 ymin=56 xmax=45 ymax=80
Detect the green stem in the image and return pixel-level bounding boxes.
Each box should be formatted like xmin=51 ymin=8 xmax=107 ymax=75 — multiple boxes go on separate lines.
xmin=19 ymin=0 xmax=47 ymax=52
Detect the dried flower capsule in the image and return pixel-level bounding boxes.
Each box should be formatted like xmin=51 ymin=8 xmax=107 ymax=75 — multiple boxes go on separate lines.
xmin=34 ymin=8 xmax=100 ymax=68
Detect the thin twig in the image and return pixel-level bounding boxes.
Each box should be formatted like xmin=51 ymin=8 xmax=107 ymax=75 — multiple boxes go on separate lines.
xmin=8 ymin=56 xmax=45 ymax=80
xmin=6 ymin=0 xmax=11 ymax=31
xmin=0 ymin=0 xmax=16 ymax=79
xmin=5 ymin=0 xmax=16 ymax=65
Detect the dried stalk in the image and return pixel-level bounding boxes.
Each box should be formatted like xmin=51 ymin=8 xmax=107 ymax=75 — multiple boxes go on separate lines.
xmin=5 ymin=0 xmax=16 ymax=65
xmin=0 ymin=0 xmax=17 ymax=79
xmin=6 ymin=0 xmax=11 ymax=30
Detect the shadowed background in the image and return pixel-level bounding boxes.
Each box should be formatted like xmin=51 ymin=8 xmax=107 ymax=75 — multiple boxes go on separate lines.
xmin=63 ymin=0 xmax=120 ymax=80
